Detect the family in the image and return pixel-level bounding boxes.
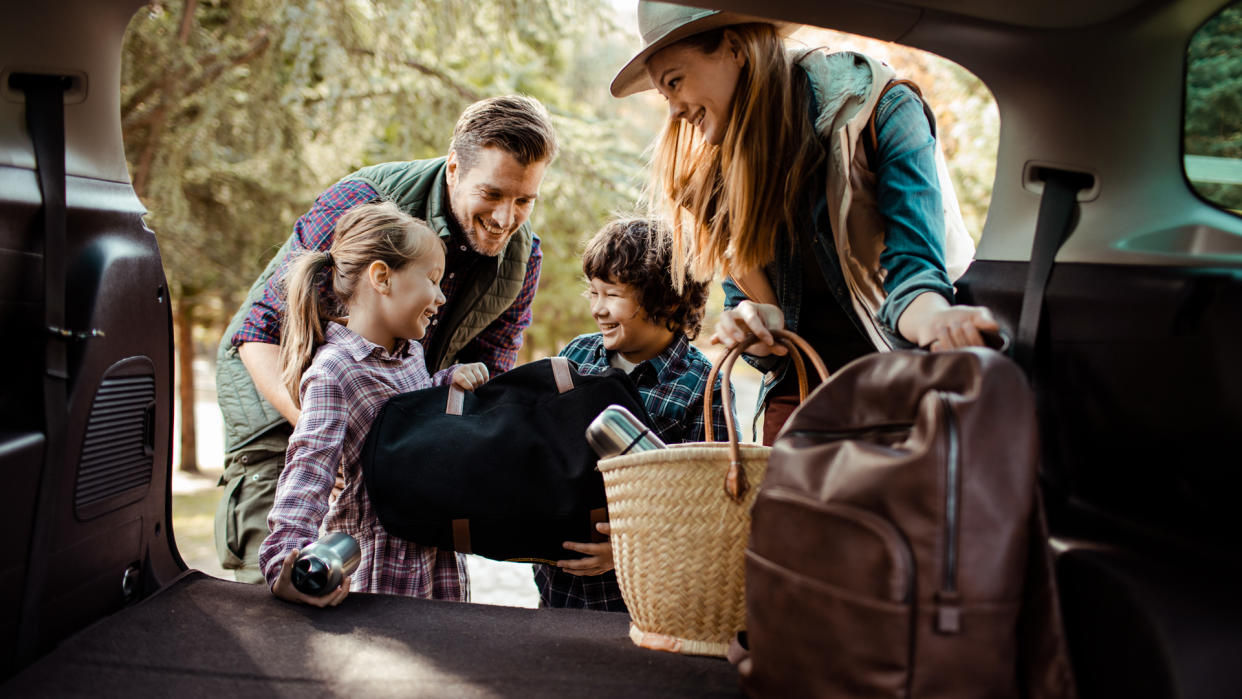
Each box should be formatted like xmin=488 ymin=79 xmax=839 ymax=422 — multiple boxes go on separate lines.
xmin=212 ymin=1 xmax=998 ymax=609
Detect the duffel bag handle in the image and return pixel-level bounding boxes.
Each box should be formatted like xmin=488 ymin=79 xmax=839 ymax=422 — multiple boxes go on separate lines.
xmin=445 ymin=356 xmax=575 ymax=415
xmin=705 ymin=328 xmax=829 ymax=501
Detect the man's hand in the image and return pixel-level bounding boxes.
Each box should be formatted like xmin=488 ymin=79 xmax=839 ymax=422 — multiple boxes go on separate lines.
xmin=708 ymin=301 xmax=788 ymax=357
xmin=452 ymin=362 xmax=490 ymax=391
xmin=555 ymin=522 xmax=615 ymax=577
xmin=238 ymin=342 xmax=301 ymax=424
xmin=270 ymin=549 xmax=351 ymax=607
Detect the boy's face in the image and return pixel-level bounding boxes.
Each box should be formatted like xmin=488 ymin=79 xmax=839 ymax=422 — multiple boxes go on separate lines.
xmin=588 ymin=277 xmax=675 ymax=364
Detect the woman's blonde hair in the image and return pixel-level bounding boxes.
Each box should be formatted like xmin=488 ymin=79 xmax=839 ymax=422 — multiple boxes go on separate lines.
xmin=645 ymin=23 xmax=824 ymax=288
xmin=278 ymin=201 xmax=442 ymax=407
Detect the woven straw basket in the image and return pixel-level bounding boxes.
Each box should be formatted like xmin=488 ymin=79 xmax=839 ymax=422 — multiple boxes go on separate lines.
xmin=597 ymin=330 xmax=827 ymax=657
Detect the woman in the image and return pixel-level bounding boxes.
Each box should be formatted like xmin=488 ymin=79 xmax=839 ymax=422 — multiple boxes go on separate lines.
xmin=613 ymin=1 xmax=999 ymax=443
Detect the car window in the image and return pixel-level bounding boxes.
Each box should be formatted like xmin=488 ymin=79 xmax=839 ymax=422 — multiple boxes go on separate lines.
xmin=1184 ymin=0 xmax=1242 ymax=216
xmin=790 ymin=26 xmax=998 ymax=243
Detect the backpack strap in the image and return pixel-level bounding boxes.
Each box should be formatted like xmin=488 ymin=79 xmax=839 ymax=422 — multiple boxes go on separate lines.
xmin=863 ymin=78 xmax=937 ymax=167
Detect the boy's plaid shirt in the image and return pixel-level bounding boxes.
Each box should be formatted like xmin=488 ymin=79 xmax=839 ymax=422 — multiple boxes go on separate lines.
xmin=533 ymin=331 xmax=734 ymax=612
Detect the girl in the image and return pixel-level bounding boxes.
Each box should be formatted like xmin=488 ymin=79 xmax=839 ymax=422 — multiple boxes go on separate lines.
xmin=258 ymin=201 xmax=489 ymax=607
xmin=613 ymin=2 xmax=999 ymax=442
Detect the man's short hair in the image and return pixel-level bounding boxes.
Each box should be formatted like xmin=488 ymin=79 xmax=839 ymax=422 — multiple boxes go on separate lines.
xmin=450 ymin=95 xmax=559 ymax=173
xmin=582 ymin=218 xmax=710 ymax=339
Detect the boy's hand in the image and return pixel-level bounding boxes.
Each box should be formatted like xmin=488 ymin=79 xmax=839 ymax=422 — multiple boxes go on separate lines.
xmin=556 ymin=522 xmax=614 ymax=577
xmin=452 ymin=362 xmax=489 ymax=391
xmin=709 ymin=301 xmax=788 ymax=357
xmin=271 ymin=549 xmax=351 ymax=607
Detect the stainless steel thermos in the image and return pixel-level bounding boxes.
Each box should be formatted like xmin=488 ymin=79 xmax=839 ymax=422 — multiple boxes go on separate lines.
xmin=292 ymin=532 xmax=361 ymax=596
xmin=586 ymin=404 xmax=666 ymax=459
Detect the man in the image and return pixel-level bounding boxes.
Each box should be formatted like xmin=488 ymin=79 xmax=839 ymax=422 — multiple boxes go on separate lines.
xmin=213 ymin=95 xmax=558 ymax=582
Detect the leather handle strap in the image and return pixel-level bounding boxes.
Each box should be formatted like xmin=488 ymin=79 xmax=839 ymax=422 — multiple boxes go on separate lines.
xmin=549 ymin=355 xmax=574 ymax=393
xmin=446 ymin=356 xmax=574 ymax=415
xmin=452 ymin=519 xmax=472 ymax=554
xmin=705 ymin=329 xmax=829 ymax=502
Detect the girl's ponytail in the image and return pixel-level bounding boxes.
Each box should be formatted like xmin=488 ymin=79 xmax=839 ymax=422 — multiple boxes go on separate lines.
xmin=276 ymin=200 xmax=441 ymax=407
xmin=279 ymin=251 xmax=334 ymax=408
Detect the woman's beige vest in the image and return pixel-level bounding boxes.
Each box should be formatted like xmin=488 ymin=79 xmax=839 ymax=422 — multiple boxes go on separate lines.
xmin=737 ymin=49 xmax=973 ymax=351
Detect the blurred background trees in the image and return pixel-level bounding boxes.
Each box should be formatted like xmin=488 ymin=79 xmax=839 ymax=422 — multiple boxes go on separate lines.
xmin=1184 ymin=0 xmax=1242 ymax=213
xmin=121 ymin=0 xmax=998 ymax=472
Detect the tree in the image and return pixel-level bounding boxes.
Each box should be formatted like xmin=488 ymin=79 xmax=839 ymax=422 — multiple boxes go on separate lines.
xmin=1185 ymin=0 xmax=1242 ymax=211
xmin=121 ymin=0 xmax=658 ymax=470
xmin=792 ymin=27 xmax=999 ymax=242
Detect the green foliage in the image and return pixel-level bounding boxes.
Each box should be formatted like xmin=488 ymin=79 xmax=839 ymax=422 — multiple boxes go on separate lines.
xmin=792 ymin=27 xmax=998 ymax=243
xmin=123 ymin=1 xmax=1002 ymax=359
xmin=123 ymin=0 xmax=654 ymax=352
xmin=1185 ymin=0 xmax=1242 ymax=211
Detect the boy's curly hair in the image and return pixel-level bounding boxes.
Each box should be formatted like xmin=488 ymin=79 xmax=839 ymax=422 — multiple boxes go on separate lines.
xmin=582 ymin=218 xmax=710 ymax=339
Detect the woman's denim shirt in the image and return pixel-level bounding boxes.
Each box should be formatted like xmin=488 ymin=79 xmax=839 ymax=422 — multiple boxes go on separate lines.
xmin=723 ymin=81 xmax=955 ymax=436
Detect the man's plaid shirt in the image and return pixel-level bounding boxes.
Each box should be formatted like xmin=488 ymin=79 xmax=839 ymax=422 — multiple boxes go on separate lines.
xmin=533 ymin=332 xmax=734 ymax=612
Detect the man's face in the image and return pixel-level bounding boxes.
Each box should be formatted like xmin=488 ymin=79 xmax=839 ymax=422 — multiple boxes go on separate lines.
xmin=445 ymin=145 xmax=548 ymax=257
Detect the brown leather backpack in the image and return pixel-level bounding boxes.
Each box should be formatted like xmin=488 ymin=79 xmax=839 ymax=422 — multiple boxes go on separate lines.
xmin=733 ymin=347 xmax=1076 ymax=698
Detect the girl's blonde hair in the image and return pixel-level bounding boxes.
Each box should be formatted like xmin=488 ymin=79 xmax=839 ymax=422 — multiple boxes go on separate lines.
xmin=279 ymin=201 xmax=442 ymax=407
xmin=645 ymin=23 xmax=824 ymax=289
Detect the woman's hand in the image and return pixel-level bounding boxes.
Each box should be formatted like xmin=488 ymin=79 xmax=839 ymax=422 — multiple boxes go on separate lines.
xmin=271 ymin=549 xmax=351 ymax=607
xmin=899 ymin=291 xmax=1000 ymax=350
xmin=555 ymin=522 xmax=615 ymax=577
xmin=922 ymin=306 xmax=1000 ymax=351
xmin=709 ymin=301 xmax=788 ymax=357
xmin=452 ymin=362 xmax=490 ymax=391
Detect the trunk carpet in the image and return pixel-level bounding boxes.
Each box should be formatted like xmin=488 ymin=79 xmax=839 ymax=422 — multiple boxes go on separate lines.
xmin=4 ymin=571 xmax=742 ymax=697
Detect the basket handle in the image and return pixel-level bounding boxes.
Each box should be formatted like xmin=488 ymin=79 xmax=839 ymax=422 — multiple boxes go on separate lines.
xmin=704 ymin=328 xmax=829 ymax=502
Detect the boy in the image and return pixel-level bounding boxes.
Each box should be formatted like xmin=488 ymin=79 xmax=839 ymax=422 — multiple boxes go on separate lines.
xmin=534 ymin=217 xmax=735 ymax=612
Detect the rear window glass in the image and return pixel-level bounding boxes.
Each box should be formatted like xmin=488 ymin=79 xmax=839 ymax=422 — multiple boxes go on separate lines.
xmin=1184 ymin=0 xmax=1242 ymax=215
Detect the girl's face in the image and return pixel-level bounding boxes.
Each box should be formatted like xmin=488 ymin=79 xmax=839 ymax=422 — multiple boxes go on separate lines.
xmin=379 ymin=244 xmax=447 ymax=344
xmin=646 ymin=33 xmax=745 ymax=146
xmin=587 ymin=277 xmax=674 ymax=364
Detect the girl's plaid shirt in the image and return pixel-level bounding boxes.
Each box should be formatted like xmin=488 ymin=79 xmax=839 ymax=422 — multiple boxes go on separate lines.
xmin=259 ymin=322 xmax=469 ymax=599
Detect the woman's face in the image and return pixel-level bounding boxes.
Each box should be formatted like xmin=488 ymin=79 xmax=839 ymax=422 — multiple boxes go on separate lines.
xmin=646 ymin=33 xmax=745 ymax=146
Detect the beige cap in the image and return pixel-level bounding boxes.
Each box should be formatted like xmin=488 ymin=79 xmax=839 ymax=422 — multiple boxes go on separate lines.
xmin=610 ymin=1 xmax=797 ymax=98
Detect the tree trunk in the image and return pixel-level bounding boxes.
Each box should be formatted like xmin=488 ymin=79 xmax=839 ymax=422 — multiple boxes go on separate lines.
xmin=175 ymin=299 xmax=199 ymax=474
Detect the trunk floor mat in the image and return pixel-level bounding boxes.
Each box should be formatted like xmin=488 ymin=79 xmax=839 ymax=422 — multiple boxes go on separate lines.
xmin=4 ymin=571 xmax=740 ymax=697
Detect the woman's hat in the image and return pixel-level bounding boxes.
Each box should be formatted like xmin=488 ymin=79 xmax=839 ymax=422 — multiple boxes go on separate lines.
xmin=610 ymin=1 xmax=797 ymax=98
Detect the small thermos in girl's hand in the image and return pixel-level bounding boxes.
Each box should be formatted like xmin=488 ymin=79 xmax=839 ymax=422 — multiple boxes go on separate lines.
xmin=291 ymin=532 xmax=360 ymax=596
xmin=586 ymin=404 xmax=666 ymax=459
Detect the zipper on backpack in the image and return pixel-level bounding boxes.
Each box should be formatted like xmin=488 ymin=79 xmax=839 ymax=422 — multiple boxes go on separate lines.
xmin=935 ymin=392 xmax=962 ymax=634
xmin=784 ymin=423 xmax=913 ymax=442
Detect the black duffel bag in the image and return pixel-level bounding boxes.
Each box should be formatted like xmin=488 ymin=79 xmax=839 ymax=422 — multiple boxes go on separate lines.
xmin=361 ymin=356 xmax=654 ymax=564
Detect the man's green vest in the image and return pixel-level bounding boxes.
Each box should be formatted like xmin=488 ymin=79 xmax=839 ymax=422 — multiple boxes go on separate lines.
xmin=215 ymin=157 xmax=536 ymax=452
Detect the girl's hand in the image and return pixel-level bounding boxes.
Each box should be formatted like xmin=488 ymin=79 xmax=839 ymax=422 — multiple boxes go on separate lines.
xmin=452 ymin=362 xmax=489 ymax=391
xmin=709 ymin=301 xmax=788 ymax=357
xmin=555 ymin=522 xmax=615 ymax=577
xmin=271 ymin=549 xmax=351 ymax=607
